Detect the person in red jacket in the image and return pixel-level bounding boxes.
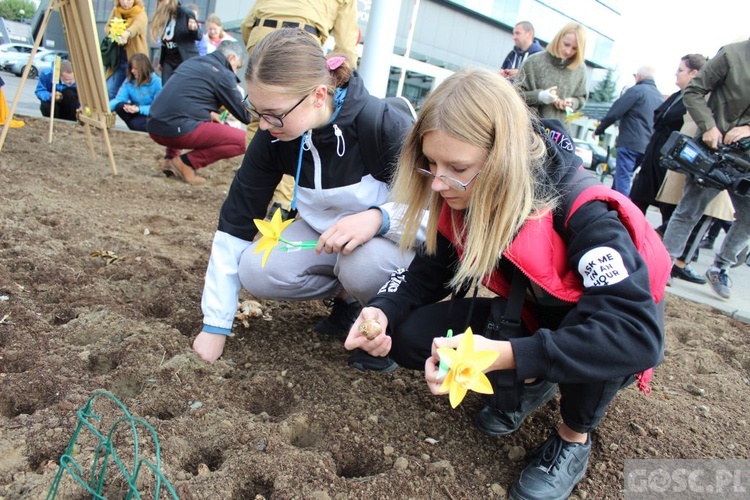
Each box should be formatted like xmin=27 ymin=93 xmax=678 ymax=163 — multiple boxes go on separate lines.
xmin=344 ymin=68 xmax=668 ymax=500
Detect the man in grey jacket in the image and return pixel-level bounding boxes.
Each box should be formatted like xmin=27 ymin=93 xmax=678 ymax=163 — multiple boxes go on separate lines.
xmin=662 ymin=39 xmax=750 ymax=299
xmin=594 ymin=66 xmax=664 ymax=196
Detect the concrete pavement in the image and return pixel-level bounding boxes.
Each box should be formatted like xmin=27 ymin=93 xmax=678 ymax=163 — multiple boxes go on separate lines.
xmin=644 ymin=208 xmax=750 ymax=324
xmin=1 ymin=71 xmax=130 ymax=131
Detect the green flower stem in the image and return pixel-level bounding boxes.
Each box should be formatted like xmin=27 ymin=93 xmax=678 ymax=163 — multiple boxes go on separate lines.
xmin=278 ymin=238 xmax=318 ymax=249
xmin=437 ymin=329 xmax=454 ymax=378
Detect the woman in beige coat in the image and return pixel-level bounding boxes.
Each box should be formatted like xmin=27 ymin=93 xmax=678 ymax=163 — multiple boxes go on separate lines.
xmin=105 ymin=0 xmax=149 ymax=99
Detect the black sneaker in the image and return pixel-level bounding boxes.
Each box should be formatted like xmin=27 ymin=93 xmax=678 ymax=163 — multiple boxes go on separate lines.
xmin=314 ymin=298 xmax=362 ymax=338
xmin=348 ymin=349 xmax=398 ymax=373
xmin=671 ymin=264 xmax=707 ymax=284
xmin=474 ymin=380 xmax=557 ymax=437
xmin=509 ymin=431 xmax=591 ymax=500
xmin=698 ymin=238 xmax=714 ymax=250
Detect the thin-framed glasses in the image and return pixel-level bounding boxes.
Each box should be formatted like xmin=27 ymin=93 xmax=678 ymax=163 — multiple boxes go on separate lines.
xmin=414 ymin=168 xmax=480 ymax=191
xmin=242 ymin=93 xmax=309 ymax=128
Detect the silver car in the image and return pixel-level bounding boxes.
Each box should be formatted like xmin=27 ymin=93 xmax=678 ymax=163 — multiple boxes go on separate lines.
xmin=0 ymin=42 xmax=37 ymax=71
xmin=10 ymin=50 xmax=68 ymax=79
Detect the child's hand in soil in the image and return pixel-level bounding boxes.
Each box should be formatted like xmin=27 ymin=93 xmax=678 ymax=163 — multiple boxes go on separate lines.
xmin=193 ymin=330 xmax=227 ymax=363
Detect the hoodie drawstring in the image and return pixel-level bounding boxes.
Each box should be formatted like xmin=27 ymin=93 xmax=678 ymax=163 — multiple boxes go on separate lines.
xmin=289 ymin=87 xmax=348 ymax=211
xmin=291 ymin=131 xmax=308 ymax=211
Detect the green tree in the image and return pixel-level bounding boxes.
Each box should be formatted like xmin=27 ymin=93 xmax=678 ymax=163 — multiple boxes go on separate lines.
xmin=590 ymin=68 xmax=618 ymax=103
xmin=0 ymin=0 xmax=38 ymax=22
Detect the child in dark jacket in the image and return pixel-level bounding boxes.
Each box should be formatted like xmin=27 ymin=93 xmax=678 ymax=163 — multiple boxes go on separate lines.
xmin=344 ymin=68 xmax=669 ymax=500
xmin=149 ymin=0 xmax=202 ymax=84
xmin=193 ymin=29 xmax=418 ymax=370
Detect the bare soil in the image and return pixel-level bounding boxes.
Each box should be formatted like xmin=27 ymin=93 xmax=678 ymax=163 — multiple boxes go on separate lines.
xmin=1 ymin=118 xmax=749 ymax=499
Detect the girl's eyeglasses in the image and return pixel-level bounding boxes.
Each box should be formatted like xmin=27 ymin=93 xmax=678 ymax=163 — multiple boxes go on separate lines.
xmin=242 ymin=93 xmax=309 ymax=128
xmin=414 ymin=168 xmax=480 ymax=191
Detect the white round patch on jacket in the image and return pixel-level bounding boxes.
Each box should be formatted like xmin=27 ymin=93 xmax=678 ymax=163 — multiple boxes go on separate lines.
xmin=578 ymin=246 xmax=629 ymax=287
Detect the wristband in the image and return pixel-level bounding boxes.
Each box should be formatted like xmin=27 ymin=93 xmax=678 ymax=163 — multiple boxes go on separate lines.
xmin=369 ymin=206 xmax=390 ymax=236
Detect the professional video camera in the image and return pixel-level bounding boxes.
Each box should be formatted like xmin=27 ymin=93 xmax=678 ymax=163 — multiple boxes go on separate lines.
xmin=660 ymin=131 xmax=750 ymax=196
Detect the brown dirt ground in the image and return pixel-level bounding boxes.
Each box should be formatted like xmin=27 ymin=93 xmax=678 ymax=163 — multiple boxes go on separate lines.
xmin=0 ymin=117 xmax=749 ymax=499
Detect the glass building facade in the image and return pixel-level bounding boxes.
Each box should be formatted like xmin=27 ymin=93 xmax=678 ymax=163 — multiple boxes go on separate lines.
xmin=353 ymin=0 xmax=621 ymax=106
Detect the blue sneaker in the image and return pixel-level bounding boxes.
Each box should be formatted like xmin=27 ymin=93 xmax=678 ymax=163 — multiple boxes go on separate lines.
xmin=509 ymin=431 xmax=590 ymax=500
xmin=705 ymin=268 xmax=731 ymax=299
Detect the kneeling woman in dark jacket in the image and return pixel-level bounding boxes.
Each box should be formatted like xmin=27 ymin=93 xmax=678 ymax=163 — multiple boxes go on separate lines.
xmin=345 ymin=68 xmax=669 ymax=500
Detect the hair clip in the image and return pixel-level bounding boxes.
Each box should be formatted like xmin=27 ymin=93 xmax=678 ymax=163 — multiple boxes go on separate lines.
xmin=326 ymin=56 xmax=346 ymax=71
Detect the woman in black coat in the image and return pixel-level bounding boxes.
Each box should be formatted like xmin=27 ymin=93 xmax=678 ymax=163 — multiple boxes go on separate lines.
xmin=149 ymin=0 xmax=203 ymax=84
xmin=630 ymin=54 xmax=706 ymax=222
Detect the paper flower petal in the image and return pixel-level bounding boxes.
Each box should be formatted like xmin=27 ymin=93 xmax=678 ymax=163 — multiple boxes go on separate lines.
xmin=252 ymin=209 xmax=295 ymax=267
xmin=448 ymin=384 xmax=468 ymax=409
xmin=435 ymin=326 xmax=501 ymax=408
xmin=469 ymin=372 xmax=495 ymax=395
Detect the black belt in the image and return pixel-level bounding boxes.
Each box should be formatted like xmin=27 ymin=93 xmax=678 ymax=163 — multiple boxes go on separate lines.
xmin=253 ymin=19 xmax=320 ymax=37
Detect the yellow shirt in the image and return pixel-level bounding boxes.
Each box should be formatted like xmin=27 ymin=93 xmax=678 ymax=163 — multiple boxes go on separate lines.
xmin=241 ymin=0 xmax=359 ymax=66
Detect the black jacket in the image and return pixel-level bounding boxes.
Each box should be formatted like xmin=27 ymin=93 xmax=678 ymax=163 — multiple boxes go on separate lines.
xmin=158 ymin=4 xmax=202 ymax=65
xmin=217 ymin=72 xmax=414 ymax=242
xmin=369 ymin=135 xmax=663 ymax=385
xmin=147 ymin=51 xmax=250 ymax=137
xmin=595 ymin=79 xmax=664 ymax=153
xmin=501 ymin=41 xmax=543 ymax=70
xmin=630 ymin=90 xmax=687 ymax=206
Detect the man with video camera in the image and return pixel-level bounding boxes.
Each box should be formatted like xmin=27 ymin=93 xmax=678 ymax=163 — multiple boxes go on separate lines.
xmin=661 ymin=39 xmax=750 ymax=299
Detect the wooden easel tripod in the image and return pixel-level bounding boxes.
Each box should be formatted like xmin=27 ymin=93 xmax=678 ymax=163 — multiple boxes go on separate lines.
xmin=0 ymin=0 xmax=118 ymax=175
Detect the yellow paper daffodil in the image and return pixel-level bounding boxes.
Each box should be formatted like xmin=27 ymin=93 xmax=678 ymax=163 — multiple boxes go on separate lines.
xmin=253 ymin=208 xmax=294 ymax=267
xmin=108 ymin=18 xmax=128 ymax=42
xmin=565 ymin=108 xmax=584 ymax=124
xmin=437 ymin=327 xmax=500 ymax=408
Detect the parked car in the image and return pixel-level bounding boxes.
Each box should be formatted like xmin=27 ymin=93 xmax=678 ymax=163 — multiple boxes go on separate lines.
xmin=573 ymin=139 xmax=593 ymax=169
xmin=573 ymin=139 xmax=609 ymax=171
xmin=10 ymin=50 xmax=69 ymax=79
xmin=0 ymin=43 xmax=37 ymax=71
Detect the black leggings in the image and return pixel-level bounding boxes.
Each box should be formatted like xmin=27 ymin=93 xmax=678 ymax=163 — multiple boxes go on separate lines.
xmin=39 ymin=87 xmax=79 ymax=121
xmin=389 ymin=298 xmax=633 ymax=433
xmin=114 ymin=102 xmax=148 ymax=132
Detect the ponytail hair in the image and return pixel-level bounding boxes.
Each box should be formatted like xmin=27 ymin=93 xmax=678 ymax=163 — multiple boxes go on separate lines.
xmin=246 ymin=28 xmax=352 ymax=96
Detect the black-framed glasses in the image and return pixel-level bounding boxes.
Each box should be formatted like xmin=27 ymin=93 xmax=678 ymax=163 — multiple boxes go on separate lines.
xmin=415 ymin=168 xmax=480 ymax=191
xmin=242 ymin=93 xmax=309 ymax=128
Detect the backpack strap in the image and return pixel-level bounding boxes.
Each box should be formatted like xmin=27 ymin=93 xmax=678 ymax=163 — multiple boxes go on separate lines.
xmin=356 ymin=96 xmax=386 ymax=176
xmin=552 ymin=167 xmax=601 ymax=236
xmin=356 ymin=95 xmax=416 ymax=178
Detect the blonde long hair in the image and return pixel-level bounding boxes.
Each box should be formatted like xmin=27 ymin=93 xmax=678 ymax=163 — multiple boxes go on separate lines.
xmin=149 ymin=0 xmax=178 ymax=43
xmin=391 ymin=68 xmax=553 ymax=289
xmin=547 ymin=22 xmax=587 ymax=68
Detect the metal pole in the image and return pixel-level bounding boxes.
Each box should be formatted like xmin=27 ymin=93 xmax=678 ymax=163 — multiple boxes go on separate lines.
xmin=359 ymin=0 xmax=402 ymax=98
xmin=396 ymin=0 xmax=420 ymax=97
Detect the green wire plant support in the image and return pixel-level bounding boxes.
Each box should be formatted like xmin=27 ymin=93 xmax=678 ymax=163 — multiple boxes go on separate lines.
xmin=47 ymin=390 xmax=178 ymax=499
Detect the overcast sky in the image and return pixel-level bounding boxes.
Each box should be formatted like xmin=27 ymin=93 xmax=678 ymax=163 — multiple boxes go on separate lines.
xmin=610 ymin=0 xmax=747 ymax=95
